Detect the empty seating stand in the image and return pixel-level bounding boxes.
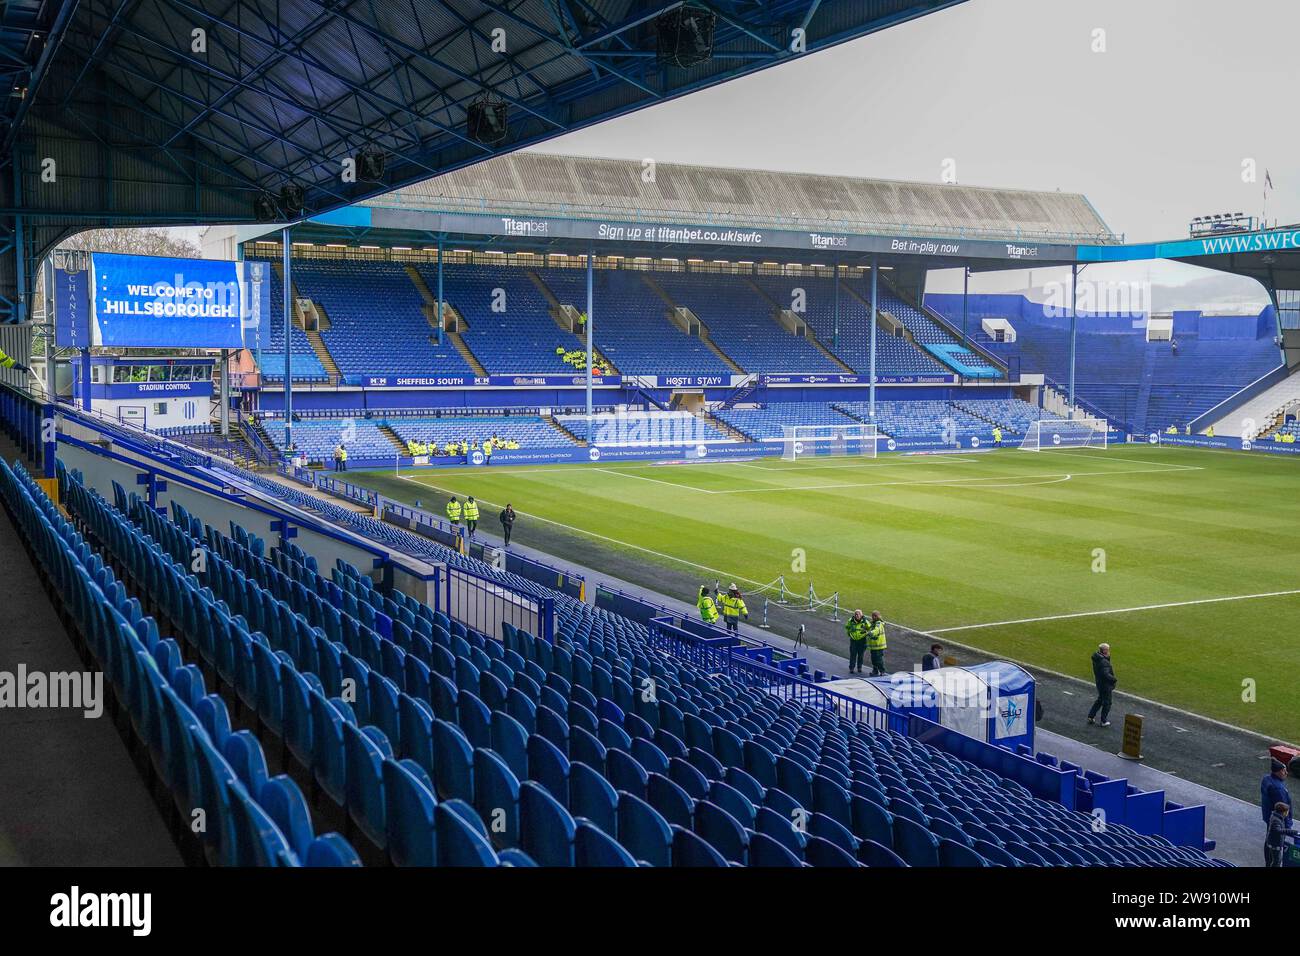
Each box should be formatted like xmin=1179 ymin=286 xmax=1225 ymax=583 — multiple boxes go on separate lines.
xmin=21 ymin=458 xmax=1229 ymax=868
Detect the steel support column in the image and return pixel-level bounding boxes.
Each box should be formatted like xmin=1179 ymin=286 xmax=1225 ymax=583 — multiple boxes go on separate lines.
xmin=282 ymin=227 xmax=293 ymax=453
xmin=586 ymin=244 xmax=594 ymax=423
xmin=869 ymin=256 xmax=878 ymax=419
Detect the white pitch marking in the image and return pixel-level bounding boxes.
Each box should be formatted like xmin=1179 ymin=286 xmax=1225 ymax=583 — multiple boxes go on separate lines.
xmin=740 ymin=456 xmax=980 ymax=472
xmin=1037 ymin=448 xmax=1203 ymax=471
xmin=708 ymin=464 xmax=1201 ymax=495
xmin=894 ymin=620 xmax=1294 ymax=746
xmin=930 ymin=587 xmax=1300 ymax=634
xmin=957 ymin=475 xmax=1074 ymax=488
xmin=590 ymin=466 xmax=717 ymax=493
xmin=393 ymin=474 xmax=769 ymax=585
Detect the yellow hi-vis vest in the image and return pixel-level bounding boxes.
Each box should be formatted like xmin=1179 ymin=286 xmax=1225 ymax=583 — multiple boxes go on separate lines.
xmin=464 ymin=500 xmax=480 ymax=521
xmin=339 ymin=447 xmax=347 ymax=461
xmin=845 ymin=616 xmax=869 ymax=642
xmin=698 ymin=594 xmax=719 ymax=624
xmin=446 ymin=500 xmax=462 ymax=522
xmin=483 ymin=442 xmax=492 ymax=458
xmin=718 ymin=593 xmax=747 ymax=619
xmin=0 ymin=347 xmax=17 ymax=369
xmin=866 ymin=620 xmax=886 ymax=651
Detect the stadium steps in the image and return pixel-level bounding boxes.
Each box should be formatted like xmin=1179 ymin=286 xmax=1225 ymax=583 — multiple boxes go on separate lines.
xmin=541 ymin=296 xmax=622 ymax=374
xmin=377 ymin=424 xmax=407 ymax=453
xmin=1205 ymin=369 xmax=1300 ymax=437
xmin=700 ymin=411 xmax=752 ymax=443
xmin=640 ymin=273 xmax=745 ymax=373
xmin=745 ymin=277 xmax=855 ymax=374
xmin=444 ymin=327 xmax=487 ymax=376
xmin=541 ymin=412 xmax=586 ymax=445
xmin=302 ymin=328 xmax=341 ymax=382
xmin=949 ymin=400 xmax=1009 ymax=432
xmin=402 ymin=264 xmax=491 ymax=374
xmin=403 ymin=262 xmax=442 ymax=318
xmin=246 ymin=418 xmax=279 ymax=460
xmin=881 ymin=273 xmax=1009 ymax=376
xmin=838 ymin=280 xmax=928 ymax=365
xmin=1132 ymin=344 xmax=1161 ymax=432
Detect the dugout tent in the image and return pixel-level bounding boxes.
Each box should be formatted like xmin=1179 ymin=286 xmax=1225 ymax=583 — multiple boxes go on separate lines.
xmin=828 ymin=660 xmax=1035 ymax=751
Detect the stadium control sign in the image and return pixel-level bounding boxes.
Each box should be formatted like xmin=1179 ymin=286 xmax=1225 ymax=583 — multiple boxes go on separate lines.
xmin=361 ymin=208 xmax=1077 ymax=263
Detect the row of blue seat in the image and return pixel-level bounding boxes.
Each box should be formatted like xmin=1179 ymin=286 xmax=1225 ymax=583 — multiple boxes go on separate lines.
xmin=4 ymin=460 xmax=363 ymax=866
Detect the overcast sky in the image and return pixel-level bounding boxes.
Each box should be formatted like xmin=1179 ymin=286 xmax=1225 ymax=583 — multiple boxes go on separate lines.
xmin=531 ymin=0 xmax=1297 ymax=311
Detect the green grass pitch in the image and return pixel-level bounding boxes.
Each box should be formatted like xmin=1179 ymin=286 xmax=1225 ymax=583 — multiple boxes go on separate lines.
xmin=352 ymin=444 xmax=1300 ymax=742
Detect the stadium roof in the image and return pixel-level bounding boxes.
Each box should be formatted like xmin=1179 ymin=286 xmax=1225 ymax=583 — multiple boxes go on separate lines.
xmin=0 ymin=0 xmax=968 ymax=323
xmin=369 ymin=151 xmax=1121 ymax=245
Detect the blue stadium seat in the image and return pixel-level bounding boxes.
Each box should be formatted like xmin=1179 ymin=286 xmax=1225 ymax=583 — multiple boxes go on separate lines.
xmin=435 ymin=800 xmax=499 ymax=867
xmin=574 ymin=821 xmax=638 ymax=867
xmin=520 ymin=781 xmax=577 ymax=866
xmin=569 ymin=761 xmax=619 ymax=837
xmin=670 ymin=825 xmax=730 ymax=867
xmin=383 ymin=758 xmax=437 ymax=867
xmin=616 ymin=792 xmax=673 ymax=867
xmin=473 ymin=747 xmax=521 ymax=847
xmin=893 ymin=815 xmax=942 ymax=867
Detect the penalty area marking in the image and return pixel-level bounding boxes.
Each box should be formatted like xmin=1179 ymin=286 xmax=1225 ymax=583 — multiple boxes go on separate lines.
xmin=708 ymin=464 xmax=1201 ymax=495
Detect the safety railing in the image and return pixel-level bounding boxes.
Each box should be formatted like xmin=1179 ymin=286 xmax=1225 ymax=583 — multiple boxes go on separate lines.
xmin=646 ymin=615 xmax=897 ymax=733
xmin=447 ymin=563 xmax=553 ymax=645
xmin=0 ymin=382 xmax=49 ymax=474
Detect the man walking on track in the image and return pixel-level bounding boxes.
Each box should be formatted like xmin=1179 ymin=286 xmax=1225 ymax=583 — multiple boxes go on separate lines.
xmin=1087 ymin=643 xmax=1117 ymax=727
xmin=463 ymin=496 xmax=480 ymax=539
xmin=499 ymin=503 xmax=516 ymax=546
xmin=446 ymin=496 xmax=462 ymax=529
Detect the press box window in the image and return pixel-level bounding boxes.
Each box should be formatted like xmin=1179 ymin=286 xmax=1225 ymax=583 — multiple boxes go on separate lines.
xmin=152 ymin=402 xmax=168 ymax=415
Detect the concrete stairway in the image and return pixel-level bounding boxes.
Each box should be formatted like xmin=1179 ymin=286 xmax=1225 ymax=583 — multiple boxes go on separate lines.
xmin=542 ymin=413 xmax=586 ymax=445
xmin=377 ymin=423 xmax=407 ymax=453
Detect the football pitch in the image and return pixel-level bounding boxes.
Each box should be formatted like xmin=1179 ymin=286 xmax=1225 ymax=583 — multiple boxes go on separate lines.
xmin=353 ymin=444 xmax=1300 ymax=742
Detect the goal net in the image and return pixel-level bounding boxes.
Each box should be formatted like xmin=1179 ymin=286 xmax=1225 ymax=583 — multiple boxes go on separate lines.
xmin=1019 ymin=417 xmax=1108 ymax=451
xmin=782 ymin=423 xmax=879 ymax=461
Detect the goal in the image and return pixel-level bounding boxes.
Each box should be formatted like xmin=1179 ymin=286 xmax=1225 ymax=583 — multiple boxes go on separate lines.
xmin=782 ymin=423 xmax=879 ymax=461
xmin=1019 ymin=417 xmax=1109 ymax=451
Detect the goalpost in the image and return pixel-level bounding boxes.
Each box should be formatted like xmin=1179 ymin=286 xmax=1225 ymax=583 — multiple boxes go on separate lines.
xmin=782 ymin=423 xmax=879 ymax=461
xmin=1019 ymin=417 xmax=1109 ymax=451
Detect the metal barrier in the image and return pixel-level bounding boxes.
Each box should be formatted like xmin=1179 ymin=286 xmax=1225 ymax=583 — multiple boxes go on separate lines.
xmin=313 ymin=472 xmax=380 ymax=508
xmin=647 ymin=615 xmax=900 ymax=733
xmin=447 ymin=564 xmax=553 ymax=644
xmin=0 ymin=383 xmax=48 ymax=475
xmin=383 ymin=500 xmax=463 ymax=552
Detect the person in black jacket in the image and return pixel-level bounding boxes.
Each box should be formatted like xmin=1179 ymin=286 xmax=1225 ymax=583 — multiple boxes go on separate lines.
xmin=1087 ymin=643 xmax=1117 ymax=727
xmin=1266 ymin=801 xmax=1298 ymax=867
xmin=499 ymin=503 xmax=516 ymax=547
xmin=922 ymin=644 xmax=944 ymax=671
